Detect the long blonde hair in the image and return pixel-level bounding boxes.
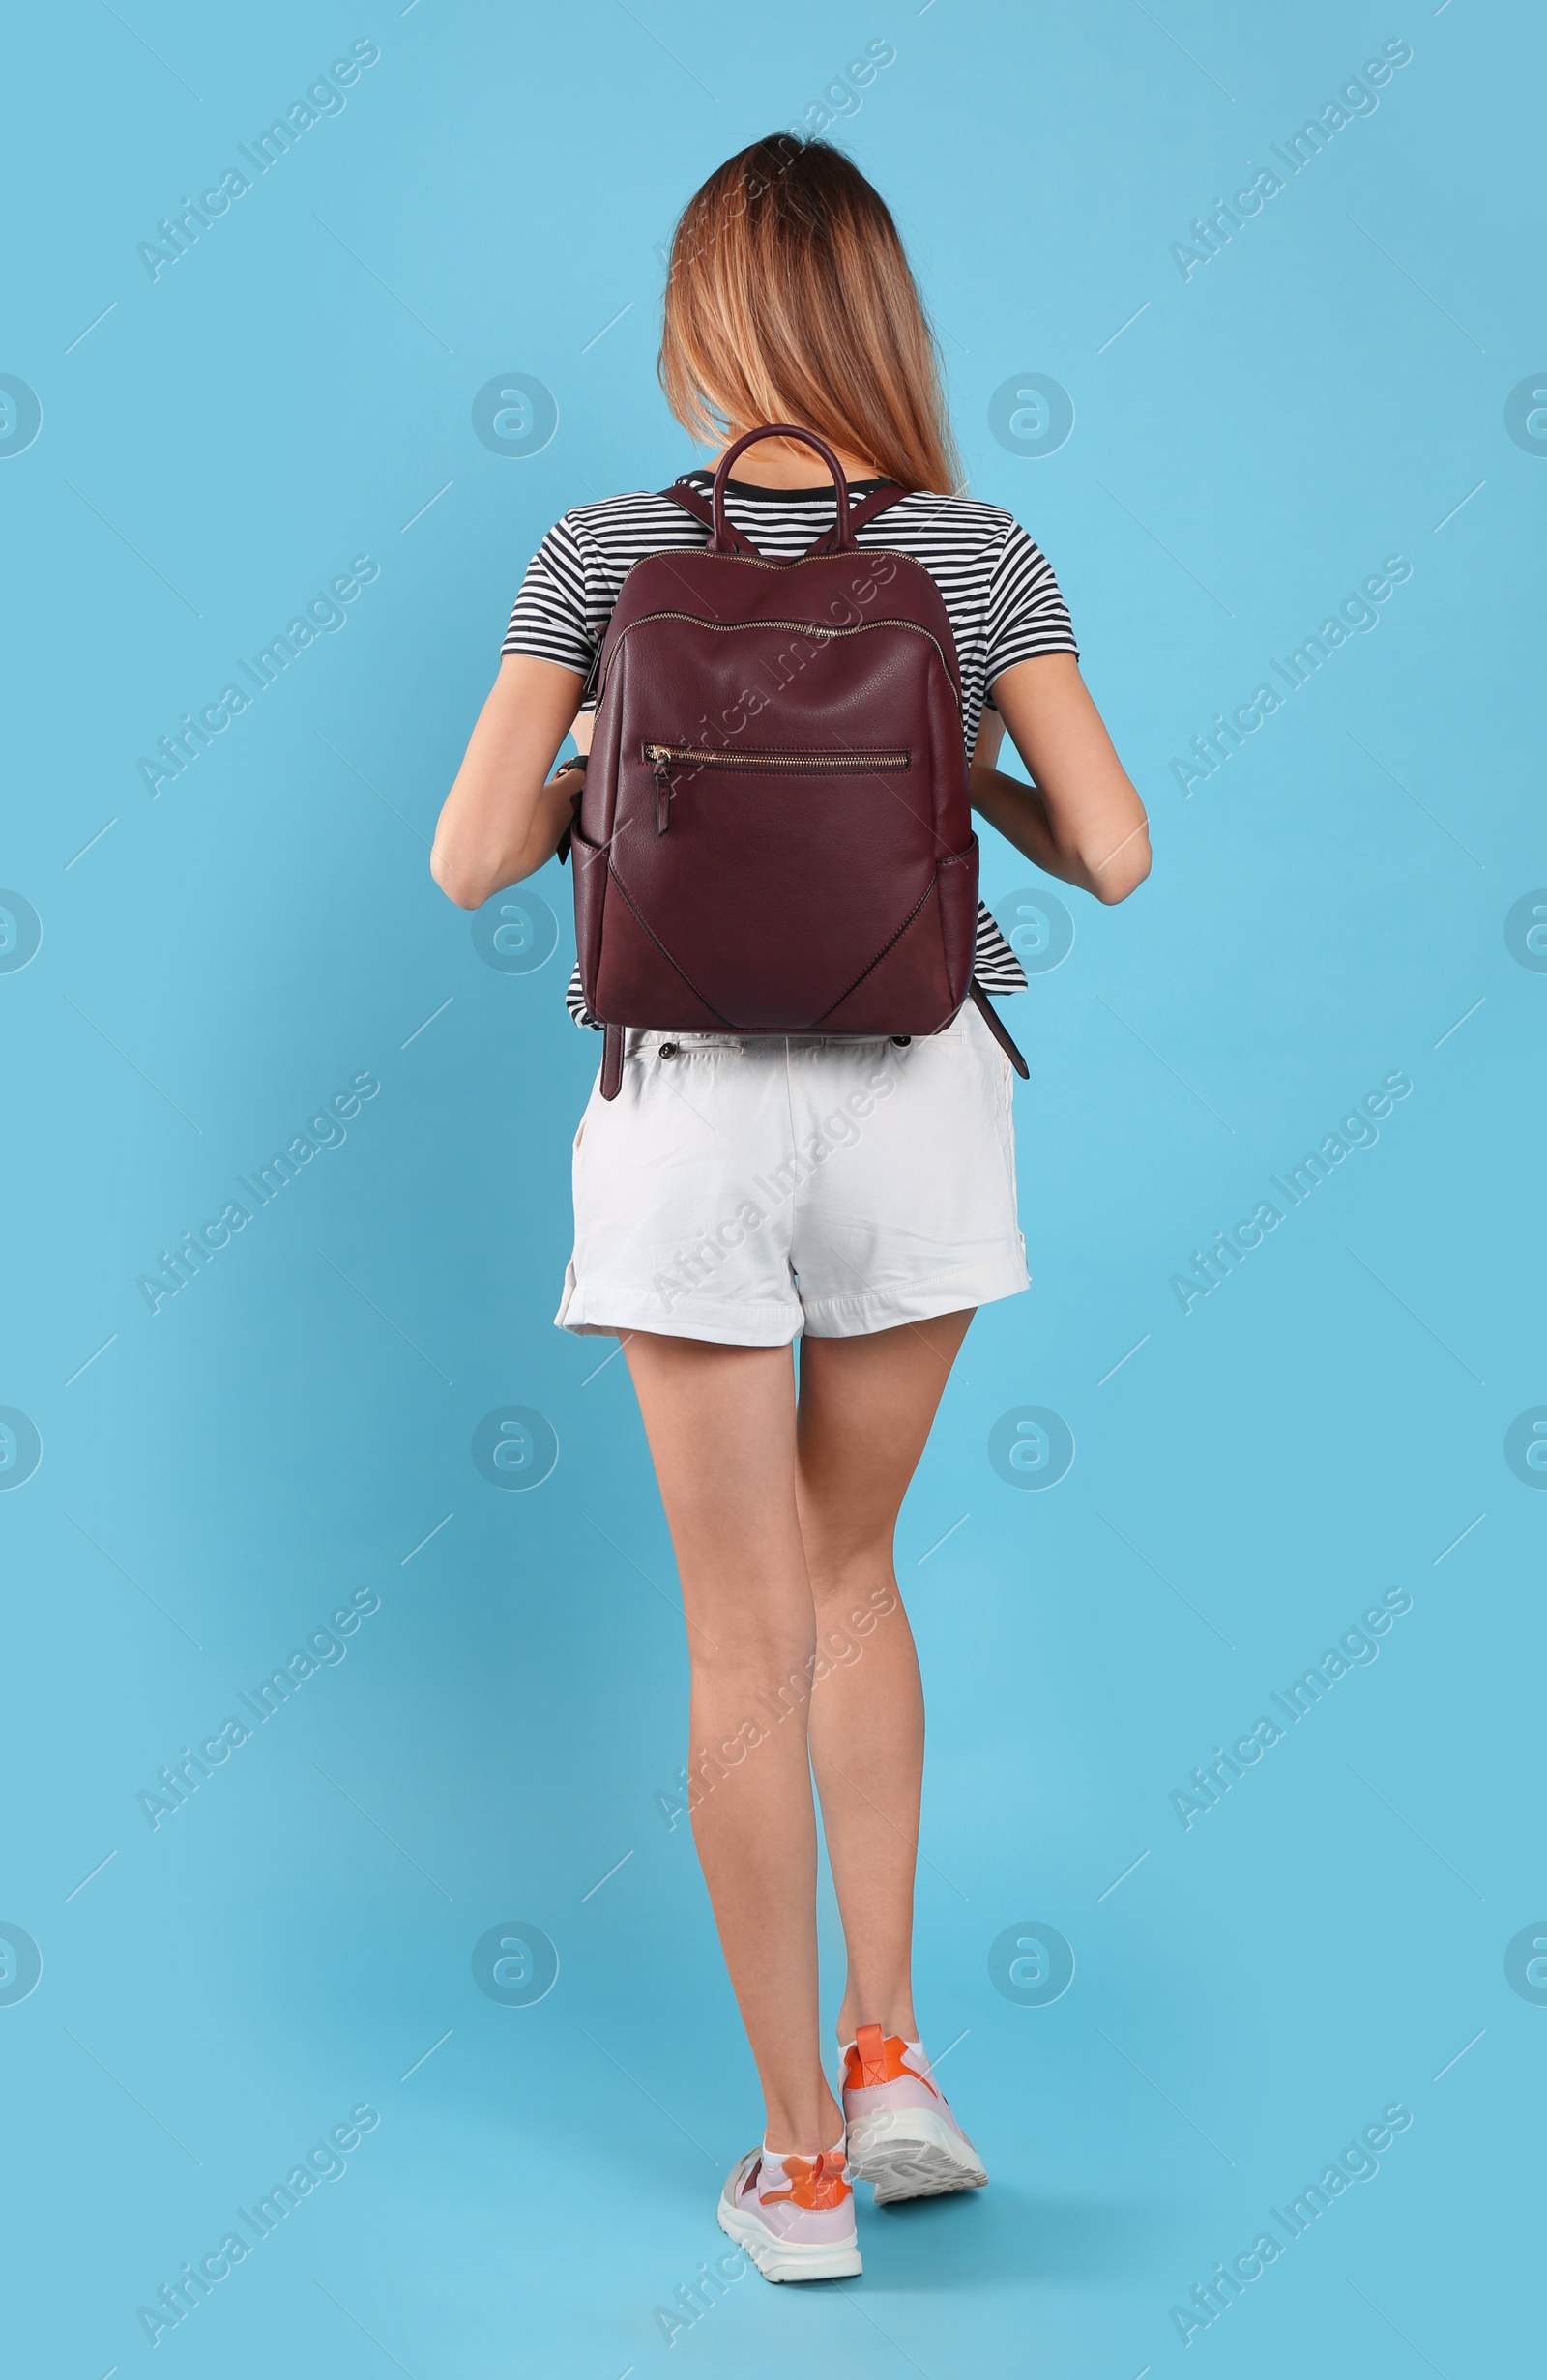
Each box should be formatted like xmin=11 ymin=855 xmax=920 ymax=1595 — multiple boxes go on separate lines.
xmin=659 ymin=136 xmax=960 ymax=495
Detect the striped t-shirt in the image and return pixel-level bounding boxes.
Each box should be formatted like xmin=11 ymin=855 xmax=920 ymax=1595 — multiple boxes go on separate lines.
xmin=501 ymin=470 xmax=1079 ymax=1028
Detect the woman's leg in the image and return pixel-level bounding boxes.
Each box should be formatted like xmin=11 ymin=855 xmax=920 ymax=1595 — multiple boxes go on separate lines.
xmin=623 ymin=1329 xmax=844 ymax=2158
xmin=794 ymin=1310 xmax=975 ymax=2047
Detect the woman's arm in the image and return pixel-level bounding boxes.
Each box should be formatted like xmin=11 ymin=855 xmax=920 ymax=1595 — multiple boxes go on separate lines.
xmin=429 ymin=654 xmax=587 ymax=910
xmin=970 ymin=653 xmax=1151 ymax=905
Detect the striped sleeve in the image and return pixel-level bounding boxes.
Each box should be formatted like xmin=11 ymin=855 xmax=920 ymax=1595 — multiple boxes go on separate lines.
xmin=982 ymin=523 xmax=1078 ymax=686
xmin=565 ymin=958 xmax=601 ymax=1029
xmin=501 ymin=516 xmax=597 ymax=677
xmin=973 ymin=904 xmax=1030 ymax=995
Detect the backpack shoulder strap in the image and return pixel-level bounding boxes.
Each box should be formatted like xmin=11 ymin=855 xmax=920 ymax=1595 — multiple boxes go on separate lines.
xmin=658 ymin=479 xmax=761 ymax=557
xmin=800 ymin=480 xmax=909 ymax=559
xmin=661 ymin=476 xmax=909 ymax=559
xmin=578 ymin=482 xmax=755 ymax=703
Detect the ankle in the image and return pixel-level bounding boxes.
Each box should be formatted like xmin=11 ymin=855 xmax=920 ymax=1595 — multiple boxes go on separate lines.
xmin=836 ymin=2005 xmax=919 ymax=2049
xmin=764 ymin=2083 xmax=845 ymax=2160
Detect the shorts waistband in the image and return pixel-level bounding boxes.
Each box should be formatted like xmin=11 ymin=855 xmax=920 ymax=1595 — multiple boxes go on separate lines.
xmin=625 ymin=1028 xmax=919 ymax=1059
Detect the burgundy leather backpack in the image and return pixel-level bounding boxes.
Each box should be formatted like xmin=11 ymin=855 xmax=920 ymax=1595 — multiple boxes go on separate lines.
xmin=567 ymin=425 xmax=1028 ymax=1098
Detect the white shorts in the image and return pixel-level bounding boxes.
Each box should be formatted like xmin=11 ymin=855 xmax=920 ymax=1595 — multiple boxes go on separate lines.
xmin=555 ymin=998 xmax=1030 ymax=1347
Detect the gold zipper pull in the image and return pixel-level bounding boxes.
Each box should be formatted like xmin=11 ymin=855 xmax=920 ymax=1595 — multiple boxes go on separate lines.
xmin=646 ymin=745 xmax=674 ymax=834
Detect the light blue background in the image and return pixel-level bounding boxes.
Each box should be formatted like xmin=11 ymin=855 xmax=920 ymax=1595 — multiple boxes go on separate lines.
xmin=4 ymin=3 xmax=1542 ymax=2373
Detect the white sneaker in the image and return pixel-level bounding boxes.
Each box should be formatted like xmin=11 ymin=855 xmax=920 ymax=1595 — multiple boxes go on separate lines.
xmin=841 ymin=2025 xmax=988 ymax=2203
xmin=717 ymin=2139 xmax=862 ymax=2281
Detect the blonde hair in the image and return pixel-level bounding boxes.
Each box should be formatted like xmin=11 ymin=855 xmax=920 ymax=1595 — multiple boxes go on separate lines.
xmin=659 ymin=136 xmax=960 ymax=495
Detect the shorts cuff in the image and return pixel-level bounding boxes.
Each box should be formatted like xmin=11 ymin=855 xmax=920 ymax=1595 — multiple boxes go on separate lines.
xmin=797 ymin=1251 xmax=1031 ymax=1339
xmin=556 ymin=1270 xmax=802 ymax=1348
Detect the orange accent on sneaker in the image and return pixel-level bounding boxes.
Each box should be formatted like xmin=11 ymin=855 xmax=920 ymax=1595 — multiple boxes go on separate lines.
xmin=761 ymin=2151 xmax=853 ymax=2212
xmin=842 ymin=2029 xmax=941 ymax=2098
xmin=854 ymin=2023 xmax=888 ymax=2089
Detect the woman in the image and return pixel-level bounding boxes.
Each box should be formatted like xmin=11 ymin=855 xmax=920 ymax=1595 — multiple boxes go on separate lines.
xmin=432 ymin=136 xmax=1150 ymax=2282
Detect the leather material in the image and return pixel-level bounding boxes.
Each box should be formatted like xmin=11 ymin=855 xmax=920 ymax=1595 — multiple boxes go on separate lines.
xmin=970 ymin=979 xmax=1030 ymax=1077
xmin=576 ymin=427 xmax=981 ymax=1097
xmin=803 ymin=479 xmax=910 ymax=552
xmin=711 ymin=425 xmax=855 ymax=549
xmin=599 ymin=1021 xmax=623 ymax=1099
xmin=594 ymin=873 xmax=730 ymax=1030
xmin=664 ymin=474 xmax=910 ymax=553
xmin=659 ymin=477 xmax=758 ymax=554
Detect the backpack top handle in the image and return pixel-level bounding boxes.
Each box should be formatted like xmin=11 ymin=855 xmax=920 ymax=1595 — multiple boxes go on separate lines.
xmin=712 ymin=424 xmax=854 ymax=553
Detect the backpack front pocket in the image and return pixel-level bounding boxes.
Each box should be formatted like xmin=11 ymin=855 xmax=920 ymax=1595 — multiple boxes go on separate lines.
xmin=609 ymin=740 xmax=941 ymax=1030
xmin=642 ymin=743 xmax=910 ymax=834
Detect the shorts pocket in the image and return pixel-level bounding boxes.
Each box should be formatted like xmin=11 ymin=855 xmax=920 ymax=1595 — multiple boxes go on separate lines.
xmin=644 ymin=1031 xmax=744 ymax=1057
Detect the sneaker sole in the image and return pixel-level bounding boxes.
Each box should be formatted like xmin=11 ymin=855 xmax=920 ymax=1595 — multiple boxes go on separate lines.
xmin=716 ymin=2195 xmax=861 ymax=2282
xmin=847 ymin=2106 xmax=989 ymax=2203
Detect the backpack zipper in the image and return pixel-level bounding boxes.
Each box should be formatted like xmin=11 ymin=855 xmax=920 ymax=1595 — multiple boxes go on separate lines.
xmin=643 ymin=742 xmax=909 ymax=833
xmin=592 ymin=612 xmax=956 ymax=711
xmin=644 ymin=743 xmax=909 ymax=769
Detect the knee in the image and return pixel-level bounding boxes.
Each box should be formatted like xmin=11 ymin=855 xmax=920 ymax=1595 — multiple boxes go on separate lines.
xmin=804 ymin=1531 xmax=893 ymax=1612
xmin=689 ymin=1611 xmax=815 ymax=1698
xmin=807 ymin=1564 xmax=904 ymax=1660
